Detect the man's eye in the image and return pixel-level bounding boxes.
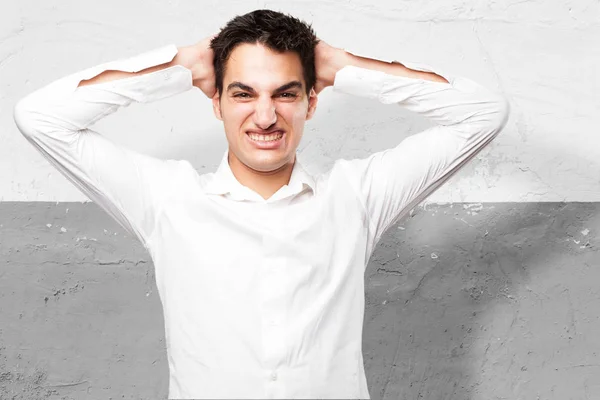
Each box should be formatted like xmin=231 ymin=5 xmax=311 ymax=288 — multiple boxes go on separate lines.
xmin=233 ymin=93 xmax=297 ymax=99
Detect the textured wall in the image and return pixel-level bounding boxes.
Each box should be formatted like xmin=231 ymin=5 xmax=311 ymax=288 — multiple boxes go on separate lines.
xmin=2 ymin=0 xmax=599 ymax=201
xmin=2 ymin=0 xmax=600 ymax=399
xmin=1 ymin=202 xmax=598 ymax=399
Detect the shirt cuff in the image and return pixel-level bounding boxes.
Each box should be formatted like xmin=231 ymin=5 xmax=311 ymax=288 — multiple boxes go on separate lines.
xmin=332 ymin=60 xmax=454 ymax=102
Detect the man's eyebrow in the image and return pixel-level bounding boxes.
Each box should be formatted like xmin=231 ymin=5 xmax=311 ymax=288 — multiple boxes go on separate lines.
xmin=226 ymin=81 xmax=303 ymax=93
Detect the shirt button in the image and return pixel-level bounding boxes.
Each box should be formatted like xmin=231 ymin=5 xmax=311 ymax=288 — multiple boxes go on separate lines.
xmin=270 ymin=371 xmax=278 ymax=381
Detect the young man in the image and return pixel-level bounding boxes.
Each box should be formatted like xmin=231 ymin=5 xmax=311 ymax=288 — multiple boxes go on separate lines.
xmin=13 ymin=8 xmax=509 ymax=400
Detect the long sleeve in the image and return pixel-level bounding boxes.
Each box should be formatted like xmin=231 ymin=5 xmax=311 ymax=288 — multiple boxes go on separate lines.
xmin=332 ymin=60 xmax=510 ymax=248
xmin=13 ymin=45 xmax=194 ymax=247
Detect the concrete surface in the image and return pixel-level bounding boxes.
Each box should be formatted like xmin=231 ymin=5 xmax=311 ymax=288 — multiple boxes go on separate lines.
xmin=2 ymin=0 xmax=600 ymax=202
xmin=1 ymin=201 xmax=598 ymax=399
xmin=3 ymin=1 xmax=600 ymax=399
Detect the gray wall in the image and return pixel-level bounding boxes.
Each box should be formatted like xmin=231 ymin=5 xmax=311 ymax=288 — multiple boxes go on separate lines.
xmin=1 ymin=202 xmax=598 ymax=399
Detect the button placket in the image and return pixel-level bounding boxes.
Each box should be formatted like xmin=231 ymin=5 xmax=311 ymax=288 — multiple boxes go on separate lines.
xmin=261 ymin=256 xmax=287 ymax=380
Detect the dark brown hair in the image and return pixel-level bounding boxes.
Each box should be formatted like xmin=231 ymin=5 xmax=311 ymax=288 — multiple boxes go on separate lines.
xmin=210 ymin=9 xmax=319 ymax=98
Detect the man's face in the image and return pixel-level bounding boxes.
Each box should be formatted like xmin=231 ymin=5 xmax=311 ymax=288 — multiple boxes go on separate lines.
xmin=212 ymin=43 xmax=318 ymax=174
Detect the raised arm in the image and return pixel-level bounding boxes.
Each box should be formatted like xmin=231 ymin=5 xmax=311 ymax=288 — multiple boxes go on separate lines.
xmin=77 ymin=36 xmax=216 ymax=95
xmin=12 ymin=37 xmax=216 ymax=248
xmin=318 ymin=40 xmax=509 ymax=251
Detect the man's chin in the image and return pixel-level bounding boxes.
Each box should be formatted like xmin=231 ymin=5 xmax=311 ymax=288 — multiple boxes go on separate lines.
xmin=241 ymin=154 xmax=294 ymax=173
xmin=247 ymin=160 xmax=288 ymax=174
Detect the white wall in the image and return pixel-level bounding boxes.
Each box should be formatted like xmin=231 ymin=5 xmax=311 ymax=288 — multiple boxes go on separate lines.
xmin=2 ymin=0 xmax=599 ymax=202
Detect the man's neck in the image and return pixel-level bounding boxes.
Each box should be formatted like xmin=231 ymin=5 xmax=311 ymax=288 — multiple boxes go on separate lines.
xmin=228 ymin=152 xmax=295 ymax=200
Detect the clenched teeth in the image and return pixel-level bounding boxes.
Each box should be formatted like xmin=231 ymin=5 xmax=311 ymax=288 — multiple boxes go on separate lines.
xmin=248 ymin=132 xmax=284 ymax=142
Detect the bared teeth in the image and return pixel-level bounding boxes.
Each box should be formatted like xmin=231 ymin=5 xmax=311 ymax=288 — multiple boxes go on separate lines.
xmin=248 ymin=132 xmax=283 ymax=142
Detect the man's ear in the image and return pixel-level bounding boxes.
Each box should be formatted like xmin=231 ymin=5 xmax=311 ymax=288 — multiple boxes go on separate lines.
xmin=306 ymin=87 xmax=318 ymax=121
xmin=212 ymin=92 xmax=223 ymax=121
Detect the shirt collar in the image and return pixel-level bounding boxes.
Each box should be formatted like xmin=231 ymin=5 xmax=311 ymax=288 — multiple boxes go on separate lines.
xmin=203 ymin=149 xmax=316 ymax=202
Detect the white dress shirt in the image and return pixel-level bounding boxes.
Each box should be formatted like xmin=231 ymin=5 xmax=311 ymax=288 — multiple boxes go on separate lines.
xmin=13 ymin=44 xmax=509 ymax=399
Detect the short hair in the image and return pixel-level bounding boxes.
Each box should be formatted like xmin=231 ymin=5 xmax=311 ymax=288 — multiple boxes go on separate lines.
xmin=210 ymin=9 xmax=319 ymax=98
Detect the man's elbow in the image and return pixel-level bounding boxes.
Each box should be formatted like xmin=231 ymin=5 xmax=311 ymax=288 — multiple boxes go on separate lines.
xmin=13 ymin=96 xmax=39 ymax=138
xmin=491 ymin=94 xmax=510 ymax=134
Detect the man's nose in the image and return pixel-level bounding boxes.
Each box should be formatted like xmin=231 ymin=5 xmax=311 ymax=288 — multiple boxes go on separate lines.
xmin=253 ymin=96 xmax=277 ymax=130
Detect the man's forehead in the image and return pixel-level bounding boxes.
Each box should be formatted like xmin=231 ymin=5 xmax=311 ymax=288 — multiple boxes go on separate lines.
xmin=224 ymin=43 xmax=304 ymax=87
xmin=228 ymin=42 xmax=301 ymax=62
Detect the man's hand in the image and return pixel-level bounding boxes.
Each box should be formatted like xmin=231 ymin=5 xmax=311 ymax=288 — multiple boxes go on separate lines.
xmin=174 ymin=34 xmax=217 ymax=98
xmin=313 ymin=39 xmax=351 ymax=95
